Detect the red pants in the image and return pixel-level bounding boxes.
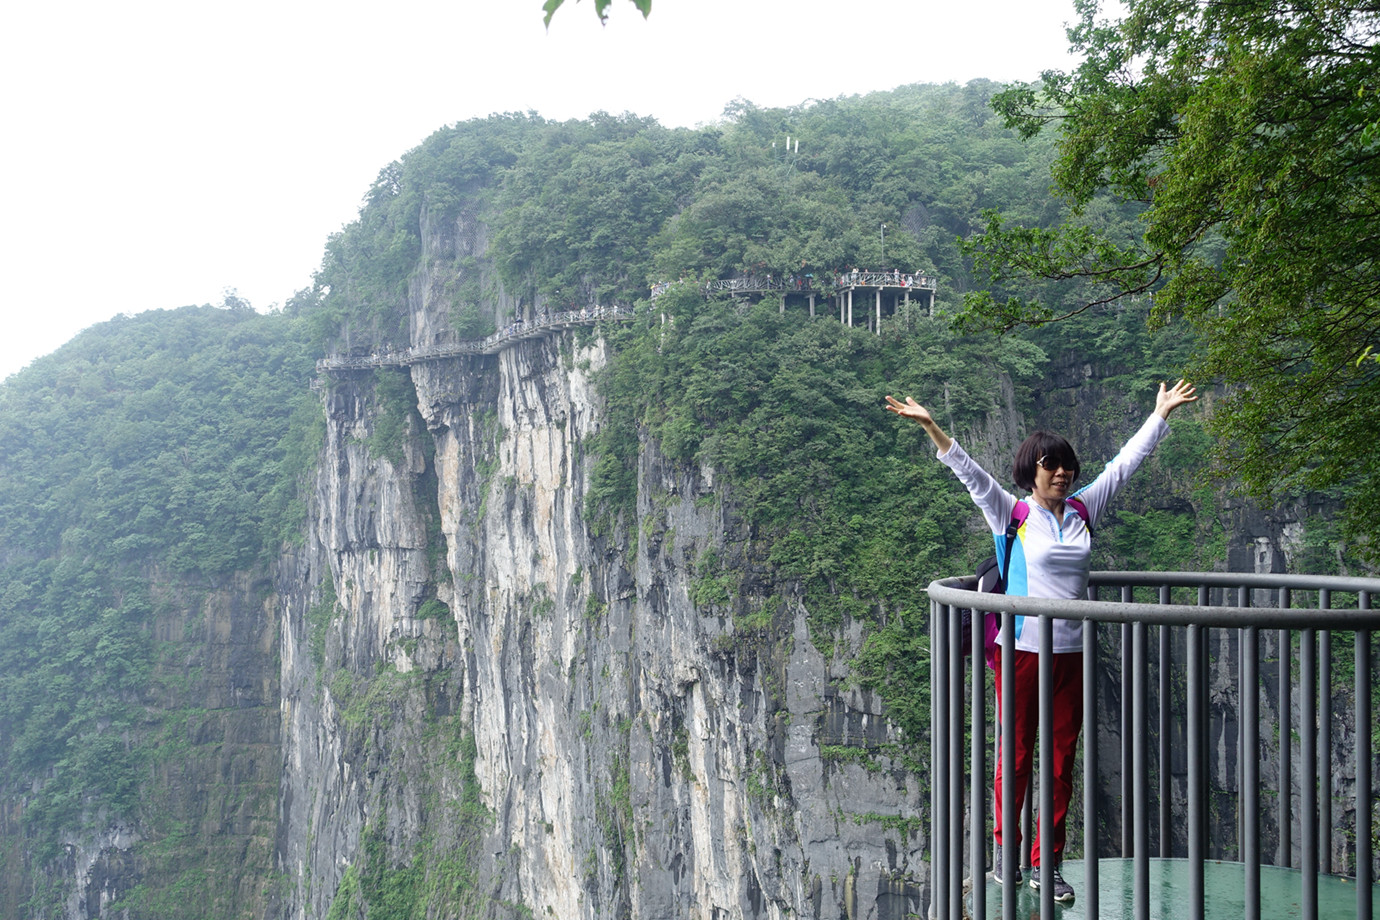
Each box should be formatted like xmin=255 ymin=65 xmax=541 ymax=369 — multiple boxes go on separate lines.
xmin=993 ymin=649 xmax=1083 ymax=867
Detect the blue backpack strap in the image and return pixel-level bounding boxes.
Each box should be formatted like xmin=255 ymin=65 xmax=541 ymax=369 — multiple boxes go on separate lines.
xmin=997 ymin=500 xmax=1027 ymax=591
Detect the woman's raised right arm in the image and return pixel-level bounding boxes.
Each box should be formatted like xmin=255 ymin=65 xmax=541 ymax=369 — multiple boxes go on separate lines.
xmin=884 ymin=395 xmax=953 ymax=455
xmin=886 ymin=394 xmax=1018 ymax=532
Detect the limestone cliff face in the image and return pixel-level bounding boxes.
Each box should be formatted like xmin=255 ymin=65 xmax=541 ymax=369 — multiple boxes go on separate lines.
xmin=277 ymin=348 xmax=926 ymax=919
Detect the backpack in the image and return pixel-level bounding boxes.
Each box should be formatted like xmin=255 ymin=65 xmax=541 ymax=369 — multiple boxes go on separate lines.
xmin=961 ymin=497 xmax=1090 ymax=669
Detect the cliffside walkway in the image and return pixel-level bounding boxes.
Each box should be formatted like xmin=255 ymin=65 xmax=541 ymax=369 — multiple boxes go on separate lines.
xmin=654 ymin=270 xmax=938 ymax=329
xmin=926 ymin=570 xmax=1380 ymax=920
xmin=317 ymin=269 xmax=939 ymax=374
xmin=315 ymin=306 xmax=635 ymax=373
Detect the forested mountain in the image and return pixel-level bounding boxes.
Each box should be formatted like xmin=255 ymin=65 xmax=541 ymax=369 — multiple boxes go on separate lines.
xmin=0 ymin=81 xmax=1368 ymax=919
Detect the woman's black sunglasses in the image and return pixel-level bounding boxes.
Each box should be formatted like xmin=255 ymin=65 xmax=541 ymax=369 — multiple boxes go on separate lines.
xmin=1036 ymin=455 xmax=1079 ymax=478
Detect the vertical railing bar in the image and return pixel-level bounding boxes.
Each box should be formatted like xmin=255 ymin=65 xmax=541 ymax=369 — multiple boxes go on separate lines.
xmin=1197 ymin=583 xmax=1210 ymax=869
xmin=1303 ymin=603 xmax=1320 ymax=920
xmin=1237 ymin=586 xmax=1249 ymax=857
xmin=935 ymin=601 xmax=950 ymax=919
xmin=1319 ymin=626 xmax=1332 ymax=875
xmin=1279 ymin=587 xmax=1292 ymax=869
xmin=930 ymin=599 xmax=940 ymax=920
xmin=1158 ymin=584 xmax=1171 ymax=858
xmin=1187 ymin=620 xmax=1206 ymax=920
xmin=1122 ymin=585 xmax=1134 ymax=858
xmin=1243 ymin=624 xmax=1261 ymax=920
xmin=1039 ymin=615 xmax=1055 ymax=918
xmin=950 ymin=605 xmax=964 ymax=918
xmin=1120 ymin=587 xmax=1131 ymax=860
xmin=1134 ymin=619 xmax=1150 ymax=920
xmin=1356 ymin=592 xmax=1372 ymax=920
xmin=1084 ymin=618 xmax=1099 ymax=920
xmin=972 ymin=609 xmax=987 ymax=920
xmin=1001 ymin=612 xmax=1017 ymax=920
xmin=1202 ymin=615 xmax=1212 ymax=863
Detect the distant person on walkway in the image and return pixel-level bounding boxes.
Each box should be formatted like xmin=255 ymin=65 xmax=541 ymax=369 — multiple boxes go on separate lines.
xmin=884 ymin=379 xmax=1197 ymax=903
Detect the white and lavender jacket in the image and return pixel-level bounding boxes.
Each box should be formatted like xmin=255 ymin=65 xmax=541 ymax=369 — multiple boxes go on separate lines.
xmin=937 ymin=414 xmax=1170 ymax=654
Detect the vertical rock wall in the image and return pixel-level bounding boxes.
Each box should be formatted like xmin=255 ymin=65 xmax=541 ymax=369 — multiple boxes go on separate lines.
xmin=276 ymin=323 xmax=931 ymax=919
xmin=272 ymin=202 xmax=935 ymax=919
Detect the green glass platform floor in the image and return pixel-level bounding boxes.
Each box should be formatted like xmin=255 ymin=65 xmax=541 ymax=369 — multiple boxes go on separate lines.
xmin=968 ymin=858 xmax=1379 ymax=918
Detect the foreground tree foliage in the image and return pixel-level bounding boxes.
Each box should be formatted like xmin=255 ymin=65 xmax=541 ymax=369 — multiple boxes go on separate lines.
xmin=962 ymin=0 xmax=1380 ymax=561
xmin=542 ymin=0 xmax=650 ymax=26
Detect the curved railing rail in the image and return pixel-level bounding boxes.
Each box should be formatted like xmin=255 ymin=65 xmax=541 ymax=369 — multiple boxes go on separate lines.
xmin=925 ymin=571 xmax=1378 ymax=920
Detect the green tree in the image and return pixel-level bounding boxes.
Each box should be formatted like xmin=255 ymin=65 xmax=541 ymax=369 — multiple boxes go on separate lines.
xmin=961 ymin=0 xmax=1380 ymax=561
xmin=542 ymin=0 xmax=650 ymax=26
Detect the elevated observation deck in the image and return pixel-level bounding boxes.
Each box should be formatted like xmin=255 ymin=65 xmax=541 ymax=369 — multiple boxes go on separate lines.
xmin=971 ymin=857 xmax=1375 ymax=918
xmin=653 ymin=270 xmax=938 ymax=333
xmin=925 ymin=570 xmax=1379 ymax=920
xmin=680 ymin=270 xmax=937 ymax=297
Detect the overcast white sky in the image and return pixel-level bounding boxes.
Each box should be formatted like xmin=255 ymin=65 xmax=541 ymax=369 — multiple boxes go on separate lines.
xmin=0 ymin=0 xmax=1081 ymax=380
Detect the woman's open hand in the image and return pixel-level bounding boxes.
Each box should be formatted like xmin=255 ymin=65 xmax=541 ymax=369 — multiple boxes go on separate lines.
xmin=1155 ymin=379 xmax=1198 ymax=419
xmin=884 ymin=395 xmax=934 ymax=425
xmin=885 ymin=395 xmax=953 ymax=454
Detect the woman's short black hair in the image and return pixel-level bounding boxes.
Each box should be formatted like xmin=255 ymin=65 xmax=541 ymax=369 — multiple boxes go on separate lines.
xmin=1012 ymin=430 xmax=1080 ymax=491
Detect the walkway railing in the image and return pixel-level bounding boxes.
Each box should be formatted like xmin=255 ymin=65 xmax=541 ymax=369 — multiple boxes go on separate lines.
xmin=834 ymin=270 xmax=936 ymax=290
xmin=652 ymin=271 xmax=939 ymax=300
xmin=315 ymin=306 xmax=635 ymax=373
xmin=925 ymin=571 xmax=1379 ymax=920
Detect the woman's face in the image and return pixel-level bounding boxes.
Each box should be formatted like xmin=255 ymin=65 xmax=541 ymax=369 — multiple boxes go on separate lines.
xmin=1032 ymin=456 xmax=1076 ymax=505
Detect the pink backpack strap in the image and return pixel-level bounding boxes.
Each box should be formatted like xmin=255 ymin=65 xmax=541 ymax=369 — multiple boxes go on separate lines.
xmin=1011 ymin=499 xmax=1029 ymax=526
xmin=1066 ymin=496 xmax=1092 ymax=533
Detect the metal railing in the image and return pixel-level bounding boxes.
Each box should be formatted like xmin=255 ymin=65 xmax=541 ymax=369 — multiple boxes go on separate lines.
xmin=834 ymin=270 xmax=937 ymax=290
xmin=925 ymin=571 xmax=1379 ymax=920
xmin=315 ymin=306 xmax=635 ymax=373
xmin=651 ymin=272 xmax=939 ymax=300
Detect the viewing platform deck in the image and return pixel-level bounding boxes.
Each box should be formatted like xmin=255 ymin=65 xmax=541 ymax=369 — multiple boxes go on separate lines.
xmin=654 ymin=270 xmax=938 ymax=331
xmin=684 ymin=270 xmax=937 ymax=298
xmin=926 ymin=570 xmax=1379 ymax=920
xmin=972 ymin=858 xmax=1377 ymax=918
